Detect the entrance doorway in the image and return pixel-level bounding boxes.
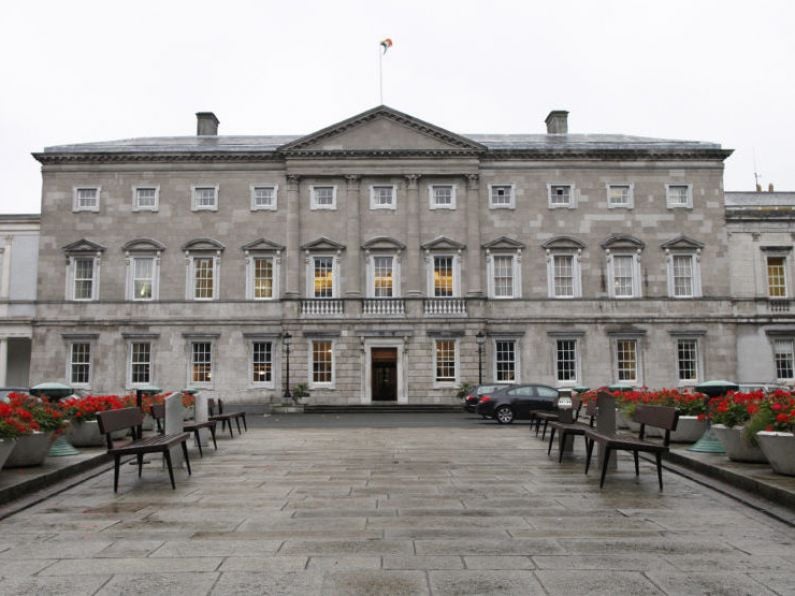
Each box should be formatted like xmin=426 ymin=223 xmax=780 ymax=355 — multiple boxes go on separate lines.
xmin=371 ymin=347 xmax=398 ymax=401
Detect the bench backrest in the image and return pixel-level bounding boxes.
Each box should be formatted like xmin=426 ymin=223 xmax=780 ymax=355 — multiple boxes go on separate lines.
xmin=635 ymin=405 xmax=680 ymax=445
xmin=97 ymin=407 xmax=143 ymax=448
xmin=208 ymin=398 xmax=217 ymax=416
xmin=583 ymin=399 xmax=597 ymax=426
xmin=150 ymin=403 xmax=165 ymax=434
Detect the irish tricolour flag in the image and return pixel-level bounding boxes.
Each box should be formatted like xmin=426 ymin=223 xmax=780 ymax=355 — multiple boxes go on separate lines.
xmin=380 ymin=38 xmax=393 ymax=54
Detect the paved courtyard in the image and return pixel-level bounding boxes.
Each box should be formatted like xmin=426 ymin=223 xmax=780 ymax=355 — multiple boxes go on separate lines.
xmin=0 ymin=416 xmax=793 ymax=595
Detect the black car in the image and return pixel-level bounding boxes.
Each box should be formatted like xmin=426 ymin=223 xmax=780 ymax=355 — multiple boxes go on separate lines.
xmin=476 ymin=383 xmax=560 ymax=424
xmin=463 ymin=383 xmax=511 ymax=413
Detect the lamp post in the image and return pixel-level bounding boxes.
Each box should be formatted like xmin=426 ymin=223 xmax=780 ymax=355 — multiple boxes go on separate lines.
xmin=283 ymin=332 xmax=292 ymax=400
xmin=475 ymin=331 xmax=486 ymax=385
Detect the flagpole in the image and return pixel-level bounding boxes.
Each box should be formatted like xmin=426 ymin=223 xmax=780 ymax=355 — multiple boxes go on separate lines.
xmin=379 ymin=46 xmax=383 ymax=104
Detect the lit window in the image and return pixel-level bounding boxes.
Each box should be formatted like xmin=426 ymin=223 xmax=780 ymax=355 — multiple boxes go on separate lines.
xmin=251 ymin=186 xmax=277 ymax=211
xmin=134 ymin=187 xmax=158 ymax=211
xmin=435 ymin=339 xmax=457 ymax=382
xmin=556 ymin=339 xmax=578 ymax=383
xmin=312 ymin=340 xmax=333 ymax=384
xmin=313 ymin=256 xmax=334 ymax=298
xmin=492 ymin=256 xmax=514 ymax=298
xmin=548 ymin=184 xmax=574 ymax=208
xmin=433 ymin=256 xmax=454 ymax=297
xmin=73 ymin=187 xmax=100 ymax=212
xmin=131 ymin=257 xmax=155 ymax=300
xmin=767 ymin=256 xmax=787 ymax=298
xmin=193 ymin=257 xmax=215 ymax=300
xmin=311 ymin=186 xmax=336 ymax=209
xmin=373 ymin=256 xmax=394 ymax=297
xmin=69 ymin=342 xmax=91 ymax=385
xmin=191 ymin=342 xmax=212 ymax=384
xmin=607 ymin=184 xmax=633 ymax=208
xmin=370 ymin=186 xmax=395 ymax=209
xmin=130 ymin=342 xmax=151 ymax=385
xmin=774 ymin=339 xmax=795 ymax=381
xmin=489 ymin=185 xmax=514 ymax=209
xmin=615 ymin=339 xmax=639 ymax=383
xmin=495 ymin=340 xmax=517 ymax=382
xmin=677 ymin=339 xmax=698 ymax=383
xmin=429 ymin=185 xmax=456 ymax=209
xmin=253 ymin=257 xmax=274 ymax=299
xmin=192 ymin=186 xmax=218 ymax=211
xmin=252 ymin=341 xmax=273 ymax=384
xmin=666 ymin=184 xmax=692 ymax=208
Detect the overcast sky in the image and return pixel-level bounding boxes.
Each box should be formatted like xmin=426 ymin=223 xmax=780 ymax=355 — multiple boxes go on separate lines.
xmin=1 ymin=0 xmax=792 ymax=214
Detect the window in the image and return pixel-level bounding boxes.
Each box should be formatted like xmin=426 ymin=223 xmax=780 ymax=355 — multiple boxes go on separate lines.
xmin=312 ymin=256 xmax=335 ymax=298
xmin=192 ymin=186 xmax=218 ymax=211
xmin=492 ymin=256 xmax=514 ymax=298
xmin=489 ymin=185 xmax=515 ymax=209
xmin=433 ymin=256 xmax=454 ymax=297
xmin=670 ymin=254 xmax=698 ymax=298
xmin=130 ymin=257 xmax=155 ymax=301
xmin=666 ymin=184 xmax=692 ymax=208
xmin=68 ymin=342 xmax=91 ymax=386
xmin=548 ymin=184 xmax=574 ymax=208
xmin=677 ymin=339 xmax=699 ymax=383
xmin=251 ymin=341 xmax=273 ymax=385
xmin=370 ymin=185 xmax=396 ymax=210
xmin=190 ymin=341 xmax=213 ymax=384
xmin=129 ymin=342 xmax=152 ymax=385
xmin=250 ymin=185 xmax=277 ymax=211
xmin=774 ymin=339 xmax=795 ymax=381
xmin=434 ymin=339 xmax=457 ymax=383
xmin=552 ymin=255 xmax=575 ymax=298
xmin=191 ymin=257 xmax=215 ymax=300
xmin=608 ymin=254 xmax=642 ymax=298
xmin=372 ymin=256 xmax=394 ymax=297
xmin=494 ymin=339 xmax=517 ymax=382
xmin=73 ymin=187 xmax=100 ymax=212
xmin=72 ymin=257 xmax=97 ymax=301
xmin=615 ymin=339 xmax=639 ymax=383
xmin=311 ymin=186 xmax=336 ymax=210
xmin=429 ymin=185 xmax=456 ymax=209
xmin=133 ymin=187 xmax=159 ymax=211
xmin=767 ymin=256 xmax=788 ymax=298
xmin=251 ymin=257 xmax=274 ymax=299
xmin=311 ymin=340 xmax=334 ymax=385
xmin=607 ymin=184 xmax=633 ymax=208
xmin=556 ymin=339 xmax=579 ymax=383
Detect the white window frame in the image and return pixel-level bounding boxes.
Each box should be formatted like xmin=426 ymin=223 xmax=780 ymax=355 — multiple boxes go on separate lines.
xmin=547 ymin=183 xmax=576 ymax=209
xmin=428 ymin=184 xmax=457 ymax=210
xmin=666 ymin=251 xmax=702 ymax=298
xmin=613 ymin=337 xmax=642 ymax=385
xmin=554 ymin=337 xmax=580 ymax=386
xmin=486 ymin=252 xmax=522 ymax=299
xmin=493 ymin=338 xmax=520 ymax=384
xmin=186 ymin=255 xmax=220 ymax=301
xmin=245 ymin=254 xmax=279 ymax=300
xmin=191 ymin=185 xmax=219 ymax=212
xmin=606 ymin=184 xmax=634 ymax=209
xmin=665 ymin=184 xmax=693 ymax=209
xmin=306 ymin=254 xmax=339 ymax=299
xmin=188 ymin=339 xmax=215 ymax=388
xmin=369 ymin=185 xmax=397 ymax=210
xmin=66 ymin=341 xmax=93 ymax=388
xmin=765 ymin=253 xmax=789 ymax=299
xmin=773 ymin=338 xmax=795 ymax=382
xmin=309 ymin=339 xmax=335 ymax=388
xmin=127 ymin=341 xmax=154 ymax=388
xmin=488 ymin=184 xmax=516 ymax=209
xmin=310 ymin=185 xmax=337 ymax=210
xmin=433 ymin=338 xmax=459 ymax=387
xmin=67 ymin=255 xmax=100 ymax=302
xmin=367 ymin=254 xmax=401 ymax=298
xmin=427 ymin=253 xmax=462 ymax=298
xmin=72 ymin=187 xmax=100 ymax=212
xmin=126 ymin=255 xmax=160 ymax=301
xmin=249 ymin=339 xmax=275 ymax=388
xmin=546 ymin=251 xmax=582 ymax=298
xmin=132 ymin=186 xmax=160 ymax=212
xmin=250 ymin=185 xmax=278 ymax=211
xmin=606 ymin=251 xmax=642 ymax=298
xmin=675 ymin=337 xmax=701 ymax=385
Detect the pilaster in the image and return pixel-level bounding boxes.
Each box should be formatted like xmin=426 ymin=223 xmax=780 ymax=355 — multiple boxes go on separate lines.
xmin=285 ymin=175 xmax=301 ymax=298
xmin=465 ymin=173 xmax=483 ymax=297
xmin=345 ymin=175 xmax=362 ymax=298
xmin=404 ymin=174 xmax=422 ymax=297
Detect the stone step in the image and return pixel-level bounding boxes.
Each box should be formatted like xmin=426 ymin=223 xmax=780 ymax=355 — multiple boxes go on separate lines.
xmin=304 ymin=404 xmax=462 ymax=414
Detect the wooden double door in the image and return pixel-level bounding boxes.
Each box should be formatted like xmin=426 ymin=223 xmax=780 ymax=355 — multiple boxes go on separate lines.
xmin=371 ymin=347 xmax=398 ymax=402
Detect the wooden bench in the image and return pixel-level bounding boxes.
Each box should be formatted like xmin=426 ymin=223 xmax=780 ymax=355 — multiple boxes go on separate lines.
xmin=97 ymin=407 xmax=192 ymax=492
xmin=151 ymin=403 xmax=218 ymax=458
xmin=547 ymin=399 xmax=597 ymax=462
xmin=533 ymin=395 xmax=582 ymax=439
xmin=583 ymin=404 xmax=679 ymax=490
xmin=208 ymin=398 xmax=247 ymax=438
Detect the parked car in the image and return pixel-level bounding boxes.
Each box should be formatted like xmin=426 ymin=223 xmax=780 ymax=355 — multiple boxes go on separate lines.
xmin=463 ymin=383 xmax=511 ymax=413
xmin=476 ymin=383 xmax=560 ymax=424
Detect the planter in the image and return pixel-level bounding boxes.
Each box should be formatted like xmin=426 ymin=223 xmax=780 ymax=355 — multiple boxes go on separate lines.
xmin=183 ymin=406 xmax=195 ymax=421
xmin=712 ymin=424 xmax=767 ymax=463
xmin=3 ymin=431 xmax=55 ymax=468
xmin=0 ymin=438 xmax=17 ymax=469
xmin=67 ymin=420 xmax=128 ymax=447
xmin=647 ymin=415 xmax=707 ymax=442
xmin=756 ymin=431 xmax=795 ymax=476
xmin=616 ymin=411 xmax=631 ymax=429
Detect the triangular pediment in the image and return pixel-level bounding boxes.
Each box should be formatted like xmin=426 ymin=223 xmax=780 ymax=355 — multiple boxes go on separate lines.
xmin=421 ymin=236 xmax=466 ymax=251
xmin=181 ymin=238 xmax=225 ymax=252
xmin=660 ymin=235 xmax=704 ymax=251
xmin=301 ymin=237 xmax=346 ymax=252
xmin=241 ymin=238 xmax=285 ymax=253
xmin=62 ymin=239 xmax=106 ymax=254
xmin=122 ymin=238 xmax=166 ymax=253
xmin=281 ymin=106 xmax=485 ymax=154
xmin=362 ymin=236 xmax=406 ymax=252
xmin=482 ymin=236 xmax=526 ymax=251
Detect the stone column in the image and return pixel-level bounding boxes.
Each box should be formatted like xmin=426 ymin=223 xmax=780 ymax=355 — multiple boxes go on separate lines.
xmin=0 ymin=337 xmax=7 ymax=387
xmin=404 ymin=175 xmax=422 ymax=297
xmin=285 ymin=175 xmax=301 ymax=298
xmin=465 ymin=174 xmax=483 ymax=297
xmin=344 ymin=175 xmax=362 ymax=298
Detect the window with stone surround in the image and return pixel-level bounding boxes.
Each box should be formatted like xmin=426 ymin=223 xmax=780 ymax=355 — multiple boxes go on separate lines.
xmin=676 ymin=338 xmax=699 ymax=383
xmin=73 ymin=187 xmax=100 ymax=212
xmin=614 ymin=338 xmax=640 ymax=384
xmin=548 ymin=184 xmax=575 ymax=208
xmin=250 ymin=186 xmax=278 ymax=211
xmin=72 ymin=257 xmax=98 ymax=301
xmin=767 ymin=255 xmax=788 ymax=298
xmin=191 ymin=185 xmax=219 ymax=211
xmin=251 ymin=257 xmax=275 ymax=299
xmin=555 ymin=338 xmax=579 ymax=384
xmin=370 ymin=185 xmax=396 ymax=210
xmin=310 ymin=186 xmax=337 ymax=210
xmin=607 ymin=184 xmax=633 ymax=209
xmin=434 ymin=339 xmax=458 ymax=384
xmin=133 ymin=186 xmax=159 ymax=211
xmin=432 ymin=256 xmax=455 ymax=297
xmin=68 ymin=342 xmax=92 ymax=386
xmin=251 ymin=341 xmax=273 ymax=385
xmin=774 ymin=339 xmax=795 ymax=381
xmin=310 ymin=340 xmax=334 ymax=386
xmin=494 ymin=339 xmax=518 ymax=383
xmin=429 ymin=184 xmax=456 ymax=209
xmin=190 ymin=341 xmax=213 ymax=385
xmin=129 ymin=341 xmax=152 ymax=386
xmin=666 ymin=184 xmax=692 ymax=208
xmin=489 ymin=185 xmax=515 ymax=209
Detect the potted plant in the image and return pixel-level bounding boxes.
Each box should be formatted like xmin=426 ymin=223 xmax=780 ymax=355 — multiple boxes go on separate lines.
xmin=658 ymin=389 xmax=708 ymax=442
xmin=456 ymin=382 xmax=475 ymax=400
xmin=61 ymin=395 xmax=127 ymax=446
xmin=4 ymin=392 xmax=65 ymax=467
xmin=745 ymin=390 xmax=795 ymax=475
xmin=0 ymin=400 xmax=35 ymax=469
xmin=710 ymin=391 xmax=767 ymax=462
xmin=292 ymin=383 xmax=310 ymax=405
xmin=181 ymin=392 xmax=196 ymax=421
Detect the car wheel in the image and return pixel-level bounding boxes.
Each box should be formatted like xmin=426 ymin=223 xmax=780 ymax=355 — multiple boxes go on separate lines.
xmin=495 ymin=406 xmax=514 ymax=424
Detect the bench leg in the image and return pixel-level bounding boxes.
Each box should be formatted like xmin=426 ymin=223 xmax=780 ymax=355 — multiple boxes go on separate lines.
xmin=113 ymin=454 xmax=121 ymax=493
xmin=534 ymin=418 xmax=542 ymax=436
xmin=241 ymin=413 xmax=247 ymax=431
xmin=137 ymin=453 xmax=144 ymax=477
xmin=193 ymin=429 xmax=203 ymax=458
xmin=656 ymin=452 xmax=664 ymax=491
xmin=227 ymin=419 xmax=234 ymax=439
xmin=541 ymin=420 xmax=549 ymax=440
xmin=235 ymin=416 xmax=242 ymax=434
xmin=181 ymin=440 xmax=192 ymax=476
xmin=164 ymin=450 xmax=176 ymax=489
xmin=633 ymin=451 xmax=640 ymax=476
xmin=210 ymin=425 xmax=218 ymax=450
xmin=558 ymin=431 xmax=568 ymax=464
xmin=599 ymin=447 xmax=612 ymax=489
xmin=547 ymin=427 xmax=556 ymax=456
xmin=584 ymin=438 xmax=595 ymax=475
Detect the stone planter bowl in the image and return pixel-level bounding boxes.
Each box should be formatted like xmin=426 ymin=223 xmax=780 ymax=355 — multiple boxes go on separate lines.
xmin=756 ymin=431 xmax=795 ymax=476
xmin=3 ymin=431 xmax=55 ymax=468
xmin=646 ymin=415 xmax=707 ymax=442
xmin=712 ymin=424 xmax=767 ymax=463
xmin=0 ymin=437 xmax=17 ymax=469
xmin=67 ymin=419 xmax=128 ymax=447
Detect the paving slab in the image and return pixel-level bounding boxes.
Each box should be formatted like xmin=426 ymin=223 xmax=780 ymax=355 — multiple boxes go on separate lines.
xmin=428 ymin=570 xmax=545 ymax=595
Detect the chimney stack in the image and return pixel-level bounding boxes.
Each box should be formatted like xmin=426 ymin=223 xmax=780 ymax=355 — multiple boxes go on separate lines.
xmin=545 ymin=110 xmax=569 ymax=134
xmin=196 ymin=112 xmax=220 ymax=136
xmin=769 ymin=183 xmax=775 ymax=192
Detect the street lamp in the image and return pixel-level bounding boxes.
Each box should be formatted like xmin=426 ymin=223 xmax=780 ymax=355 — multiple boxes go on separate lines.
xmin=283 ymin=332 xmax=292 ymax=400
xmin=475 ymin=331 xmax=486 ymax=385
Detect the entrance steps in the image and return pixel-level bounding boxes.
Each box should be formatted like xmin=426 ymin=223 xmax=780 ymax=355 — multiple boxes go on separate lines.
xmin=304 ymin=404 xmax=462 ymax=414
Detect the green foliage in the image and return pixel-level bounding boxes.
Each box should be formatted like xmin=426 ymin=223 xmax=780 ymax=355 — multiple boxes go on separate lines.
xmin=291 ymin=383 xmax=310 ymax=399
xmin=456 ymin=382 xmax=475 ymax=399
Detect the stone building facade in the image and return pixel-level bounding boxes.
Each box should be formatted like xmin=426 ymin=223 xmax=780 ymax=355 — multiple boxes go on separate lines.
xmin=30 ymin=106 xmax=737 ymax=405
